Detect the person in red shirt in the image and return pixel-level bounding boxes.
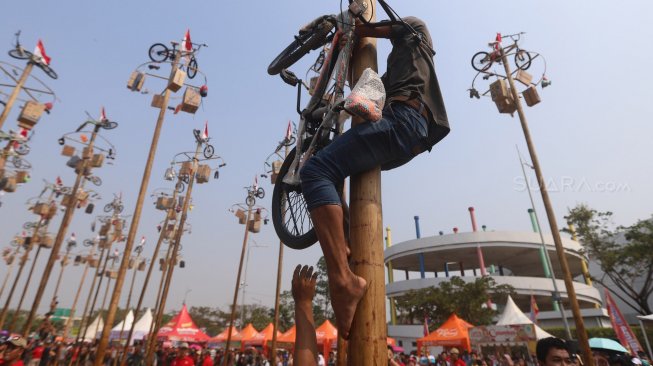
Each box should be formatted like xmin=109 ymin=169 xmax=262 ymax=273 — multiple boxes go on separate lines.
xmin=28 ymin=342 xmax=44 ymax=366
xmin=201 ymin=350 xmax=214 ymax=366
xmin=450 ymin=349 xmax=466 ymax=366
xmin=170 ymin=343 xmax=194 ymax=366
xmin=1 ymin=336 xmax=27 ymax=366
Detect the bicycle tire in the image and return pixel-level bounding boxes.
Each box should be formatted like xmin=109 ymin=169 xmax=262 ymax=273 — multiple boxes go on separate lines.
xmin=471 ymin=51 xmax=492 ymax=72
xmin=12 ymin=156 xmax=31 ymax=169
xmin=267 ymin=21 xmax=334 ymax=75
xmin=101 ymin=121 xmax=118 ymax=130
xmin=90 ymin=176 xmax=102 ymax=186
xmin=203 ymin=145 xmax=214 ymax=159
xmin=39 ymin=64 xmax=58 ymax=80
xmin=175 ymin=181 xmax=185 ymax=193
xmin=187 ymin=57 xmax=198 ymax=79
xmin=246 ymin=195 xmax=256 ymax=208
xmin=15 ymin=143 xmax=30 ymax=155
xmin=104 ymin=204 xmax=113 ymax=213
xmin=8 ymin=49 xmax=32 ymax=60
xmin=116 ymin=204 xmax=124 ymax=214
xmin=514 ymin=50 xmax=532 ymax=70
xmin=271 ymin=147 xmax=318 ymax=249
xmin=148 ymin=43 xmax=169 ymax=63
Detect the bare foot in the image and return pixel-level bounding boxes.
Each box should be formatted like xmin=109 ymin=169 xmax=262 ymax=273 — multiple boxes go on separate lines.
xmin=330 ymin=273 xmax=367 ymax=340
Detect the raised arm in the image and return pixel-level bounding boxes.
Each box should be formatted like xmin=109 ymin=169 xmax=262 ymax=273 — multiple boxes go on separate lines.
xmin=292 ymin=265 xmax=319 ymax=366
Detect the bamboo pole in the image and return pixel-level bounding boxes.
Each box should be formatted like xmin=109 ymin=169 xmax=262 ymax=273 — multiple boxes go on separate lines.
xmin=347 ymin=1 xmax=386 ymax=365
xmin=8 ymin=243 xmax=42 ymax=332
xmin=144 ymin=142 xmax=201 ymax=365
xmin=499 ymin=47 xmax=593 ymax=366
xmin=0 ymin=246 xmax=22 ymax=301
xmin=50 ymin=241 xmax=74 ymax=305
xmin=143 ymin=234 xmax=175 ymax=356
xmin=120 ymin=189 xmax=180 ymax=365
xmin=22 ymin=123 xmax=101 ymax=336
xmin=94 ymin=50 xmax=181 ymax=366
xmin=0 ymin=62 xmax=34 ymax=130
xmin=62 ymin=242 xmax=96 ymax=339
xmin=0 ymin=208 xmax=49 ymax=329
xmin=222 ymin=201 xmax=255 ymax=366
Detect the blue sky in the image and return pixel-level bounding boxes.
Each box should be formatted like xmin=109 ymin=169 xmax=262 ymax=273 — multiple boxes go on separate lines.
xmin=0 ymin=1 xmax=652 ymax=322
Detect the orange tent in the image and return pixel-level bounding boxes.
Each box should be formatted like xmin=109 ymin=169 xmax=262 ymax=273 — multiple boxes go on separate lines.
xmin=243 ymin=323 xmax=283 ymax=354
xmin=232 ymin=323 xmax=259 ymax=350
xmin=416 ymin=314 xmax=474 ymax=353
xmin=210 ymin=326 xmax=240 ymax=343
xmin=276 ymin=325 xmax=296 ymax=345
xmin=316 ymin=320 xmax=338 ymax=357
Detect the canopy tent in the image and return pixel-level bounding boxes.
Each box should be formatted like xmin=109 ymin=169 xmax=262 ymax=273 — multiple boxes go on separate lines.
xmin=244 ymin=323 xmax=283 ymax=355
xmin=85 ymin=316 xmax=104 ymax=342
xmin=417 ymin=313 xmax=474 ymax=353
xmin=232 ymin=323 xmax=259 ymax=350
xmin=276 ymin=325 xmax=296 ymax=346
xmin=210 ymin=326 xmax=240 ymax=343
xmin=157 ymin=304 xmax=209 ymax=342
xmin=638 ymin=314 xmax=653 ymax=322
xmin=109 ymin=310 xmax=134 ymax=341
xmin=130 ymin=308 xmax=153 ymax=344
xmin=316 ymin=320 xmax=338 ymax=357
xmin=496 ymin=296 xmax=554 ymax=339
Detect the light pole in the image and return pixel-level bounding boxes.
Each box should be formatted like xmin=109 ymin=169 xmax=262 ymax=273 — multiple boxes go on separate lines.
xmin=222 ymin=182 xmax=266 ymax=366
xmin=23 ymin=111 xmax=117 ymax=336
xmin=469 ymin=33 xmax=593 ymax=365
xmin=239 ymin=240 xmax=269 ymax=327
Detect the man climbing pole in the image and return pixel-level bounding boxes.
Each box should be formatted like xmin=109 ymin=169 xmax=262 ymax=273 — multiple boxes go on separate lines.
xmin=299 ymin=15 xmax=450 ymax=339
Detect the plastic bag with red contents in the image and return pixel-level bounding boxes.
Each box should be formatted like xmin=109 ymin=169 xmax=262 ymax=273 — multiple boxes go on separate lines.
xmin=344 ymin=68 xmax=386 ymax=122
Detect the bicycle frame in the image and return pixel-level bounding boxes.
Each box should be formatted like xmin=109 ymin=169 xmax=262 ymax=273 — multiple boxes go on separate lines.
xmin=281 ymin=10 xmax=355 ymax=187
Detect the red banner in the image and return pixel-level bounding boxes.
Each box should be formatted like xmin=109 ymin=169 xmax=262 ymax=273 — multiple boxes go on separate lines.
xmin=605 ymin=289 xmax=643 ymax=354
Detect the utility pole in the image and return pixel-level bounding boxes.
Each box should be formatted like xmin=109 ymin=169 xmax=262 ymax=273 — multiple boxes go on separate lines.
xmin=347 ymin=0 xmax=385 ymax=365
xmin=94 ymin=48 xmax=181 ymax=366
xmin=145 ymin=142 xmax=201 ymax=365
xmin=22 ymin=123 xmax=101 ymax=336
xmin=499 ymin=47 xmax=593 ymax=366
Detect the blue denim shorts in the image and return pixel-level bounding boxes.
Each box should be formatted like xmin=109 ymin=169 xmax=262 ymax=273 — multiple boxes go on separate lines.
xmin=300 ymin=103 xmax=428 ymax=210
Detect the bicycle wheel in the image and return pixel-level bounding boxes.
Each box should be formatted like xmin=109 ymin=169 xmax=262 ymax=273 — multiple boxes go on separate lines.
xmin=12 ymin=156 xmax=31 ymax=169
xmin=101 ymin=121 xmax=118 ymax=130
xmin=187 ymin=57 xmax=198 ymax=79
xmin=267 ymin=19 xmax=334 ymax=75
xmin=203 ymin=145 xmax=214 ymax=159
xmin=104 ymin=203 xmax=113 ymax=213
xmin=116 ymin=204 xmax=124 ymax=214
xmin=271 ymin=147 xmax=317 ymax=249
xmin=175 ymin=181 xmax=185 ymax=193
xmin=15 ymin=143 xmax=30 ymax=155
xmin=90 ymin=176 xmax=102 ymax=186
xmin=246 ymin=195 xmax=256 ymax=207
xmin=514 ymin=50 xmax=532 ymax=70
xmin=39 ymin=64 xmax=58 ymax=80
xmin=471 ymin=51 xmax=492 ymax=72
xmin=8 ymin=48 xmax=32 ymax=60
xmin=148 ymin=43 xmax=169 ymax=62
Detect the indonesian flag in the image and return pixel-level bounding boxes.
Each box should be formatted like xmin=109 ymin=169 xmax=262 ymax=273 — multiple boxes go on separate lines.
xmin=182 ymin=29 xmax=192 ymax=52
xmin=70 ymin=233 xmax=77 ymax=243
xmin=19 ymin=129 xmax=28 ymax=138
xmin=33 ymin=39 xmax=51 ymax=66
xmin=529 ymin=294 xmax=539 ymax=323
xmin=100 ymin=106 xmax=107 ymax=122
xmin=253 ymin=175 xmax=259 ymax=191
xmin=285 ymin=121 xmax=293 ymax=140
xmin=55 ymin=176 xmax=63 ymax=186
xmin=140 ymin=236 xmax=146 ymax=245
xmin=494 ymin=33 xmax=502 ymax=50
xmin=201 ymin=121 xmax=209 ymax=140
xmin=113 ymin=248 xmax=120 ymax=257
xmin=423 ymin=316 xmax=429 ymax=336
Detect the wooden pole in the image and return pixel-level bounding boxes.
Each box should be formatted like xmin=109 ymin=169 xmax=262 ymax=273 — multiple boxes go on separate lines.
xmin=94 ymin=52 xmax=180 ymax=365
xmin=347 ymin=1 xmax=386 ymax=365
xmin=78 ymin=244 xmax=113 ymax=346
xmin=63 ymin=243 xmax=95 ymax=339
xmin=22 ymin=124 xmax=101 ymax=336
xmin=0 ymin=212 xmax=48 ymax=329
xmin=120 ymin=189 xmax=180 ymax=365
xmin=0 ymin=246 xmax=22 ymax=301
xmin=499 ymin=47 xmax=594 ymax=366
xmin=0 ymin=62 xmax=34 ymax=130
xmin=222 ymin=201 xmax=254 ymax=366
xmin=51 ymin=242 xmax=73 ymax=304
xmin=144 ymin=142 xmax=201 ymax=365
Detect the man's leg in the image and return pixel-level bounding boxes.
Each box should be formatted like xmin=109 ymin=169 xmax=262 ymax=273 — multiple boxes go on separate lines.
xmin=292 ymin=265 xmax=319 ymax=366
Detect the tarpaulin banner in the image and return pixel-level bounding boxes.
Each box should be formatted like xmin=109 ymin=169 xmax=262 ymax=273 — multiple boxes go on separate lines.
xmin=605 ymin=289 xmax=643 ymax=354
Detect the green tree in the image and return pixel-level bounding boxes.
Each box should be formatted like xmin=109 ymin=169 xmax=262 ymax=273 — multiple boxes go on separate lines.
xmin=314 ymin=256 xmax=334 ymax=324
xmin=565 ymin=205 xmax=653 ymax=315
xmin=189 ymin=306 xmax=223 ymax=336
xmin=394 ymin=276 xmax=514 ymax=329
xmin=275 ymin=290 xmax=294 ymax=332
xmin=243 ymin=303 xmax=273 ymax=330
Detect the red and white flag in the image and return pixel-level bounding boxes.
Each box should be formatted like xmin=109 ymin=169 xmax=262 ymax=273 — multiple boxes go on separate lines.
xmin=201 ymin=121 xmax=209 ymax=140
xmin=423 ymin=316 xmax=429 ymax=336
xmin=182 ymin=29 xmax=192 ymax=52
xmin=285 ymin=121 xmax=293 ymax=140
xmin=529 ymin=294 xmax=540 ymax=324
xmin=33 ymin=39 xmax=51 ymax=66
xmin=253 ymin=175 xmax=259 ymax=191
xmin=70 ymin=233 xmax=76 ymax=243
xmin=100 ymin=106 xmax=107 ymax=121
xmin=140 ymin=236 xmax=146 ymax=245
xmin=113 ymin=248 xmax=120 ymax=257
xmin=55 ymin=176 xmax=63 ymax=186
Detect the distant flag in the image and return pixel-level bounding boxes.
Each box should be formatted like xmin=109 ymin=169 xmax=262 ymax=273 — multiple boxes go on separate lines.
xmin=100 ymin=106 xmax=107 ymax=122
xmin=140 ymin=236 xmax=146 ymax=245
xmin=182 ymin=29 xmax=192 ymax=52
xmin=423 ymin=316 xmax=429 ymax=336
xmin=201 ymin=121 xmax=209 ymax=140
xmin=253 ymin=175 xmax=258 ymax=191
xmin=21 ymin=231 xmax=26 ymax=238
xmin=494 ymin=33 xmax=502 ymax=50
xmin=113 ymin=248 xmax=120 ymax=257
xmin=285 ymin=121 xmax=293 ymax=140
xmin=19 ymin=129 xmax=28 ymax=138
xmin=69 ymin=233 xmax=77 ymax=244
xmin=529 ymin=294 xmax=539 ymax=323
xmin=605 ymin=289 xmax=644 ymax=355
xmin=55 ymin=176 xmax=63 ymax=186
xmin=33 ymin=39 xmax=51 ymax=66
